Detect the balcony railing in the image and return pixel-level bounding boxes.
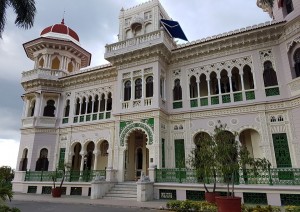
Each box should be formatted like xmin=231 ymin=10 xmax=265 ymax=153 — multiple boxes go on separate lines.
xmin=22 ymin=116 xmax=57 ymax=128
xmin=155 ymin=168 xmax=300 ymax=186
xmin=265 ymin=86 xmax=280 ymax=97
xmin=21 ymin=68 xmax=67 ymax=83
xmin=25 ymin=170 xmax=106 ymax=182
xmin=187 ymin=89 xmax=256 ymax=109
xmin=71 ymin=111 xmax=111 ymax=124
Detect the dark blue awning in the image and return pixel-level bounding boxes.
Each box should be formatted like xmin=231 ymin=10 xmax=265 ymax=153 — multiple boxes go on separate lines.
xmin=160 ymin=19 xmax=188 ymax=41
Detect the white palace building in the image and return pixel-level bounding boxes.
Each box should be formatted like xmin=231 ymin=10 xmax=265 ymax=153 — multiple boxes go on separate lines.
xmin=12 ymin=0 xmax=300 ymax=206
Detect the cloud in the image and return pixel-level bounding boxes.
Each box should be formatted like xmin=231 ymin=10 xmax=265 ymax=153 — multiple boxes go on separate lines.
xmin=0 ymin=139 xmax=20 ymax=169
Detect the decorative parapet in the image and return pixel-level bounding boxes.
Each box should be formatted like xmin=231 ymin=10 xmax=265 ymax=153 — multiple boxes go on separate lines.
xmin=21 ymin=68 xmax=67 ymax=83
xmin=105 ymin=29 xmax=175 ymax=59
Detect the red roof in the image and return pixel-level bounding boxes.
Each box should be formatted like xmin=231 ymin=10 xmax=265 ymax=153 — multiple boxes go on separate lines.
xmin=40 ymin=19 xmax=79 ymax=42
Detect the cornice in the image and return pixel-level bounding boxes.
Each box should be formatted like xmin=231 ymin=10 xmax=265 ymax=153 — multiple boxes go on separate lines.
xmin=169 ymin=97 xmax=300 ymax=121
xmin=170 ymin=23 xmax=284 ymax=65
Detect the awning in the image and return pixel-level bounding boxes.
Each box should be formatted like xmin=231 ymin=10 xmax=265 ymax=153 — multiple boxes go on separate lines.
xmin=160 ymin=19 xmax=188 ymax=41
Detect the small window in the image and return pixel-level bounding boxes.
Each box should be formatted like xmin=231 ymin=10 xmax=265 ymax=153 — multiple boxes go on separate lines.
xmin=278 ymin=115 xmax=284 ymax=122
xmin=81 ymin=97 xmax=86 ymax=114
xmin=93 ymin=95 xmax=99 ymax=113
xmin=294 ymin=48 xmax=300 ymax=78
xmin=75 ymin=98 xmax=80 ymax=115
xmin=64 ymin=100 xmax=70 ymax=117
xmin=43 ymin=100 xmax=55 ymax=117
xmin=124 ymin=80 xmax=131 ymax=101
xmin=87 ymin=96 xmax=92 ymax=114
xmin=271 ymin=116 xmax=276 ymax=122
xmin=285 ymin=0 xmax=294 ymax=14
xmin=173 ymin=79 xmax=182 ymax=101
xmin=190 ymin=76 xmax=198 ymax=98
xmin=135 ymin=78 xmax=142 ymax=99
xmin=263 ymin=61 xmax=278 ymax=87
xmin=146 ymin=76 xmax=153 ymax=98
xmin=100 ymin=94 xmax=105 ymax=112
xmin=106 ymin=93 xmax=112 ymax=111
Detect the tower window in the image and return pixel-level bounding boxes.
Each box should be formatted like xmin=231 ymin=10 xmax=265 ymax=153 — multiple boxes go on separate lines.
xmin=135 ymin=78 xmax=142 ymax=99
xmin=173 ymin=79 xmax=182 ymax=101
xmin=124 ymin=80 xmax=131 ymax=101
xmin=263 ymin=61 xmax=278 ymax=87
xmin=146 ymin=76 xmax=153 ymax=98
xmin=64 ymin=100 xmax=70 ymax=117
xmin=43 ymin=100 xmax=55 ymax=117
xmin=294 ymin=48 xmax=300 ymax=78
xmin=285 ymin=0 xmax=294 ymax=14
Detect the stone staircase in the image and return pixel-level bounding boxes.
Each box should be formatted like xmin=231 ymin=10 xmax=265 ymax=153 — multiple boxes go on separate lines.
xmin=103 ymin=182 xmax=137 ymax=200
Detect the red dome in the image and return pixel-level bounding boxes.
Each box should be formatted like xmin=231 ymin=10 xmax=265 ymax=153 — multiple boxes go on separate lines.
xmin=40 ymin=19 xmax=80 ymax=42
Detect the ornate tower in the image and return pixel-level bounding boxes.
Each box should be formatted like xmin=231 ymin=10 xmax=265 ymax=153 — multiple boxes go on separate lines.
xmin=17 ymin=20 xmax=91 ymax=172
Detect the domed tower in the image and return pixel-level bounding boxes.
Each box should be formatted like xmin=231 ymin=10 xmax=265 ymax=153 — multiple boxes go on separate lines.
xmin=23 ymin=19 xmax=91 ymax=73
xmin=17 ymin=20 xmax=91 ymax=172
xmin=257 ymin=0 xmax=299 ymax=21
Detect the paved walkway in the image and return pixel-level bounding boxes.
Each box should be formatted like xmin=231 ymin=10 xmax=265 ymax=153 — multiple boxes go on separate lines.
xmin=12 ymin=193 xmax=167 ymax=210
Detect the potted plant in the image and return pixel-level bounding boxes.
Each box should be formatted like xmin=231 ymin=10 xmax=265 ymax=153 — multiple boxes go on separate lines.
xmin=50 ymin=163 xmax=70 ymax=198
xmin=189 ymin=132 xmax=219 ymax=203
xmin=213 ymin=121 xmax=270 ymax=212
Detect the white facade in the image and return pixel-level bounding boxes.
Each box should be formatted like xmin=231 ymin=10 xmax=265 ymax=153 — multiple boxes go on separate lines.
xmin=13 ymin=0 xmax=300 ymax=205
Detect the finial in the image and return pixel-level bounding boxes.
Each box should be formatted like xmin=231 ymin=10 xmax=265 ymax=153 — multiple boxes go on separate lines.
xmin=61 ymin=10 xmax=65 ymax=24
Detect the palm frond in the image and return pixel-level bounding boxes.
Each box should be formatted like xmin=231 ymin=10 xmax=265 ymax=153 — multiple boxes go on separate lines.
xmin=0 ymin=0 xmax=9 ymax=37
xmin=10 ymin=0 xmax=36 ymax=29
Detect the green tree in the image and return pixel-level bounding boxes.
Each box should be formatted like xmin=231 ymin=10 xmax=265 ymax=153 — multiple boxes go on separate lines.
xmin=0 ymin=0 xmax=36 ymax=38
xmin=0 ymin=166 xmax=14 ymax=183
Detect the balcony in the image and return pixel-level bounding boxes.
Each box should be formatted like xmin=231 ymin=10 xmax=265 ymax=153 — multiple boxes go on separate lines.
xmin=105 ymin=30 xmax=175 ymax=59
xmin=122 ymin=98 xmax=153 ymax=109
xmin=21 ymin=68 xmax=67 ymax=83
xmin=22 ymin=116 xmax=57 ymax=128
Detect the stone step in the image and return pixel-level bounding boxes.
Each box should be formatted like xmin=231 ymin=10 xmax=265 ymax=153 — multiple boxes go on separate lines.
xmin=108 ymin=190 xmax=137 ymax=194
xmin=103 ymin=196 xmax=136 ymax=200
xmin=103 ymin=182 xmax=138 ymax=200
xmin=105 ymin=193 xmax=137 ymax=198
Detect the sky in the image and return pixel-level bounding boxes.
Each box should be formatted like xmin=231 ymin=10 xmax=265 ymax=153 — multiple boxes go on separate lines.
xmin=0 ymin=0 xmax=271 ymax=169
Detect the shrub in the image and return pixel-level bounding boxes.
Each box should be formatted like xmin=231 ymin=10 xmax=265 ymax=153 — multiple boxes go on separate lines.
xmin=0 ymin=204 xmax=20 ymax=212
xmin=285 ymin=205 xmax=300 ymax=212
xmin=241 ymin=205 xmax=281 ymax=212
xmin=166 ymin=200 xmax=217 ymax=212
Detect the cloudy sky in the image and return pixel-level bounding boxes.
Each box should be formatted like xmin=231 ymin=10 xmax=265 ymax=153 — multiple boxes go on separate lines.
xmin=0 ymin=0 xmax=271 ymax=169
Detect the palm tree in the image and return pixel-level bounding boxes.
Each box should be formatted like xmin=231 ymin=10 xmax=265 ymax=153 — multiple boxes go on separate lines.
xmin=0 ymin=0 xmax=36 ymax=38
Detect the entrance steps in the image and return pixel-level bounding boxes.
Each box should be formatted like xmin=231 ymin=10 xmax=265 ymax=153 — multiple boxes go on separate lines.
xmin=103 ymin=182 xmax=137 ymax=200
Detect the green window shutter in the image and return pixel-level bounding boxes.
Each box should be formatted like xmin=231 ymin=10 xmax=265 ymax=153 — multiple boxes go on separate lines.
xmin=162 ymin=139 xmax=165 ymax=168
xmin=272 ymin=133 xmax=292 ymax=168
xmin=174 ymin=139 xmax=185 ymax=168
xmin=58 ymin=148 xmax=66 ymax=170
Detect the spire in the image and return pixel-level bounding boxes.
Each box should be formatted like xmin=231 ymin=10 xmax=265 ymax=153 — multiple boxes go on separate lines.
xmin=61 ymin=10 xmax=65 ymax=25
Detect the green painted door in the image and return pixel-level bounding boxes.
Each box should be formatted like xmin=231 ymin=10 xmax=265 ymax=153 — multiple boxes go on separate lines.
xmin=174 ymin=139 xmax=185 ymax=168
xmin=272 ymin=133 xmax=292 ymax=168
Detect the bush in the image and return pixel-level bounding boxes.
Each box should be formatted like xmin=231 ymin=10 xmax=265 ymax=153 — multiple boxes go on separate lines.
xmin=0 ymin=204 xmax=20 ymax=212
xmin=285 ymin=205 xmax=300 ymax=212
xmin=241 ymin=205 xmax=281 ymax=212
xmin=166 ymin=200 xmax=217 ymax=212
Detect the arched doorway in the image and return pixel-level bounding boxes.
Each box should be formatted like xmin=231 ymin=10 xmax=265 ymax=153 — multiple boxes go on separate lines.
xmin=84 ymin=142 xmax=95 ymax=170
xmin=71 ymin=143 xmax=82 ymax=171
xmin=124 ymin=130 xmax=149 ymax=181
xmin=239 ymin=129 xmax=262 ymax=158
xmin=19 ymin=148 xmax=28 ymax=171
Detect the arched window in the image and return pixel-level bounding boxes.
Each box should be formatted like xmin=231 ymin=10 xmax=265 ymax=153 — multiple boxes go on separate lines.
xmin=106 ymin=92 xmax=112 ymax=111
xmin=173 ymin=79 xmax=182 ymax=101
xmin=220 ymin=70 xmax=230 ymax=93
xmin=87 ymin=96 xmax=93 ymax=114
xmin=43 ymin=100 xmax=55 ymax=117
xmin=146 ymin=76 xmax=153 ymax=98
xmin=199 ymin=74 xmax=208 ymax=97
xmin=190 ymin=76 xmax=198 ymax=98
xmin=64 ymin=100 xmax=70 ymax=117
xmin=19 ymin=148 xmax=28 ymax=171
xmin=294 ymin=48 xmax=300 ymax=78
xmin=93 ymin=95 xmax=99 ymax=113
xmin=35 ymin=148 xmax=49 ymax=171
xmin=263 ymin=61 xmax=278 ymax=87
xmin=81 ymin=97 xmax=86 ymax=114
xmin=135 ymin=78 xmax=142 ymax=99
xmin=51 ymin=56 xmax=60 ymax=70
xmin=243 ymin=65 xmax=254 ymax=90
xmin=38 ymin=58 xmax=44 ymax=68
xmin=100 ymin=94 xmax=105 ymax=112
xmin=84 ymin=142 xmax=95 ymax=170
xmin=285 ymin=0 xmax=294 ymax=14
xmin=67 ymin=62 xmax=74 ymax=72
xmin=100 ymin=141 xmax=109 ymax=156
xmin=75 ymin=98 xmax=80 ymax=115
xmin=29 ymin=100 xmax=35 ymax=117
xmin=231 ymin=68 xmax=241 ymax=91
xmin=124 ymin=80 xmax=131 ymax=101
xmin=210 ymin=72 xmax=219 ymax=94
